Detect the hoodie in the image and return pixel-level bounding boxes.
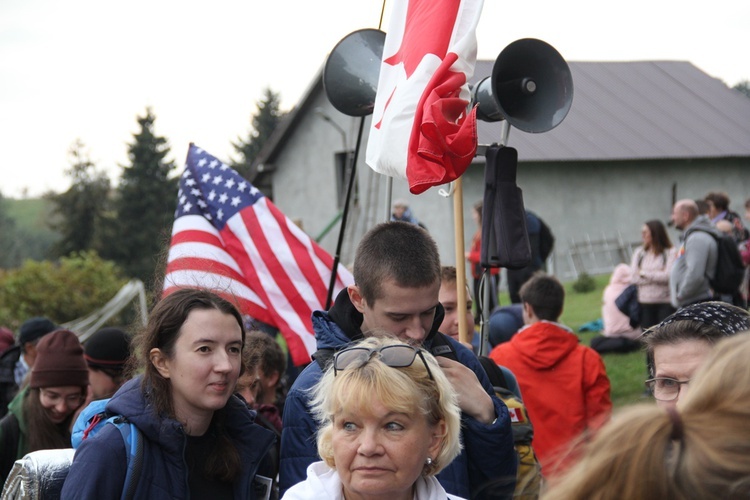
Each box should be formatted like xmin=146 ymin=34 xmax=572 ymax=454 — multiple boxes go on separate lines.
xmin=670 ymin=215 xmax=719 ymax=307
xmin=488 ymin=321 xmax=611 ymax=472
xmin=602 ymin=264 xmax=642 ymax=339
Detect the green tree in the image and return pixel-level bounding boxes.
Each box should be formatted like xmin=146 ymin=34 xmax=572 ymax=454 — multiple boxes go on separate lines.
xmin=0 ymin=251 xmax=127 ymax=328
xmin=46 ymin=140 xmax=111 ymax=257
xmin=0 ymin=192 xmax=21 ymax=268
xmin=101 ymin=108 xmax=177 ymax=286
xmin=231 ymin=87 xmax=284 ymax=178
xmin=733 ymin=80 xmax=750 ymax=99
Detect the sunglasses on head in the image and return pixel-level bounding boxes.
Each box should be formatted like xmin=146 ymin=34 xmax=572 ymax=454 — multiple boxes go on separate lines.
xmin=333 ymin=344 xmax=434 ymax=381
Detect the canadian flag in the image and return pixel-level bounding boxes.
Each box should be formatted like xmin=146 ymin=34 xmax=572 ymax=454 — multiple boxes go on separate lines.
xmin=366 ymin=0 xmax=483 ymax=194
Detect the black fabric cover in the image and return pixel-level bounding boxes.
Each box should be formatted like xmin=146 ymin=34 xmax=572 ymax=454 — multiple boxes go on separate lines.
xmin=480 ymin=146 xmax=531 ymax=270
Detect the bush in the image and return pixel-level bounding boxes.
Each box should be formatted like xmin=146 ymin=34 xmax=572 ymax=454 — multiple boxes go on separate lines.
xmin=572 ymin=272 xmax=596 ymax=294
xmin=0 ymin=251 xmax=128 ymax=330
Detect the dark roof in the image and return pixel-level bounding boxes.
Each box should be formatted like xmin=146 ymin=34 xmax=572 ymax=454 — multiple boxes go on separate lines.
xmin=475 ymin=60 xmax=750 ymax=162
xmin=253 ymin=60 xmax=750 ymax=176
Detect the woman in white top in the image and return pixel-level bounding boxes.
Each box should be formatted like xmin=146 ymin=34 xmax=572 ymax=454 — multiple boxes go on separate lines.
xmin=283 ymin=335 xmax=464 ymax=500
xmin=631 ymin=220 xmax=678 ymax=329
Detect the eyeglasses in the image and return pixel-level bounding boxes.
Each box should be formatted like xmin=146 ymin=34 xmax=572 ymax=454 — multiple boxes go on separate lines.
xmin=645 ymin=377 xmax=691 ymax=402
xmin=333 ymin=344 xmax=434 ymax=381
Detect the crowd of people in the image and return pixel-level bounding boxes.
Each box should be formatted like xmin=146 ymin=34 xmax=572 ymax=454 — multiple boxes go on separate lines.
xmin=0 ymin=193 xmax=749 ymax=499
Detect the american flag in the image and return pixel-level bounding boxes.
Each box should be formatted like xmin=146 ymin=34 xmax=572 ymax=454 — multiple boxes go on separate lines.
xmin=163 ymin=144 xmax=353 ymax=366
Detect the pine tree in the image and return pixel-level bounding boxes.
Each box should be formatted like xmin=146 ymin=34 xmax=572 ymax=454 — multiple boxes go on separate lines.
xmin=231 ymin=87 xmax=284 ymax=178
xmin=46 ymin=140 xmax=111 ymax=257
xmin=102 ymin=108 xmax=177 ymax=285
xmin=0 ymin=191 xmax=21 ymax=268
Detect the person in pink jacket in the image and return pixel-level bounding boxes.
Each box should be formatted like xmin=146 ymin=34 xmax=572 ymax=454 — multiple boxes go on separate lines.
xmin=630 ymin=220 xmax=677 ymax=329
xmin=590 ymin=264 xmax=642 ymax=355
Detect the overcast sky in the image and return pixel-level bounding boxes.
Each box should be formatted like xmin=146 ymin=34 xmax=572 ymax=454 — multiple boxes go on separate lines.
xmin=1 ymin=0 xmax=747 ymax=198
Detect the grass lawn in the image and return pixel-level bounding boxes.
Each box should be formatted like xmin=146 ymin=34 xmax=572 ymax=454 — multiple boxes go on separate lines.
xmin=499 ymin=273 xmax=650 ymax=408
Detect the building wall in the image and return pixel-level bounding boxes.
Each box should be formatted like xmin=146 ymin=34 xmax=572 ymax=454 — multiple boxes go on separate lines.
xmin=269 ymin=97 xmax=750 ymax=282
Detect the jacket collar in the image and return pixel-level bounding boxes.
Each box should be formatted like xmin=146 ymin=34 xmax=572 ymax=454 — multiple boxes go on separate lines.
xmin=325 ymin=288 xmax=445 ymax=345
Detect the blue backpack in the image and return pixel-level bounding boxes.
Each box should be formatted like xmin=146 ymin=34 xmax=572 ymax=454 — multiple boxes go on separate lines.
xmin=72 ymin=399 xmax=144 ymax=500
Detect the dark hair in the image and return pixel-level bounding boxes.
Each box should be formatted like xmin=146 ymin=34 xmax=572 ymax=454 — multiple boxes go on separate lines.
xmin=473 ymin=200 xmax=483 ymax=223
xmin=24 ymin=386 xmax=85 ymax=453
xmin=131 ymin=287 xmax=246 ymax=482
xmin=644 ymin=219 xmax=673 ymax=255
xmin=244 ymin=330 xmax=286 ymax=381
xmin=519 ymin=273 xmax=564 ymax=321
xmin=705 ymin=192 xmax=730 ymax=212
xmin=353 ymin=222 xmax=441 ymax=304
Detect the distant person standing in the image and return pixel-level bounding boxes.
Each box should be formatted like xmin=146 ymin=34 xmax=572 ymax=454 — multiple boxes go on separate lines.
xmin=506 ymin=210 xmax=555 ymax=304
xmin=705 ymin=191 xmax=749 ymax=244
xmin=630 ymin=220 xmax=677 ymax=328
xmin=390 ymin=199 xmax=426 ymax=230
xmin=466 ymin=201 xmax=499 ymax=324
xmin=669 ymin=200 xmax=718 ymax=308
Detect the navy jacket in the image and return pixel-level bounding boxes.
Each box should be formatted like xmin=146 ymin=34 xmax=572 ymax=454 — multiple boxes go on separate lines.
xmin=61 ymin=377 xmax=275 ymax=500
xmin=279 ymin=290 xmax=517 ymax=498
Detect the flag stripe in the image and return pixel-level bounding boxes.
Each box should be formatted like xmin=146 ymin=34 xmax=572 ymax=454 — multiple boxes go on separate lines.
xmin=164 ymin=145 xmax=353 ymax=366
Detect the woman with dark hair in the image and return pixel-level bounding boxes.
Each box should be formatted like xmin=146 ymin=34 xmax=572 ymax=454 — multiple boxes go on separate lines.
xmin=0 ymin=329 xmax=88 ymax=488
xmin=61 ymin=288 xmax=275 ymax=499
xmin=630 ymin=219 xmax=677 ymax=328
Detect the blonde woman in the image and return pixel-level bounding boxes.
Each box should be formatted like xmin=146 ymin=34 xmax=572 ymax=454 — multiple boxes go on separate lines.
xmin=284 ymin=336 xmax=463 ymax=500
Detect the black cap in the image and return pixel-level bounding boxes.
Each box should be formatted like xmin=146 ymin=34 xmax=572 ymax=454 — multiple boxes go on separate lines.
xmin=18 ymin=317 xmax=58 ymax=345
xmin=84 ymin=327 xmax=131 ymax=372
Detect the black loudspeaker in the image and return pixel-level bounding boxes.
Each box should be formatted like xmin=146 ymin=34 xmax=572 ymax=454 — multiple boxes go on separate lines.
xmin=472 ymin=38 xmax=573 ymax=133
xmin=323 ymin=29 xmax=386 ymax=117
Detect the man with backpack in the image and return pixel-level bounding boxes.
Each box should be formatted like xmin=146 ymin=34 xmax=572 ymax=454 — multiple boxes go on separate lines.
xmin=670 ymin=199 xmax=719 ymax=308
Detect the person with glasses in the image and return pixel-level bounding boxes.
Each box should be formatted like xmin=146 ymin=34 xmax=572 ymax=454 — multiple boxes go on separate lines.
xmin=0 ymin=329 xmax=88 ymax=489
xmin=284 ymin=336 xmax=463 ymax=500
xmin=280 ymin=222 xmax=516 ymax=499
xmin=542 ymin=331 xmax=750 ymax=500
xmin=642 ymin=301 xmax=750 ymax=409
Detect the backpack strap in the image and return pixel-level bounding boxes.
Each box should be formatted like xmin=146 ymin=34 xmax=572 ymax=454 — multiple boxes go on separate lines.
xmin=106 ymin=417 xmax=143 ymax=500
xmin=477 ymin=356 xmax=509 ymax=390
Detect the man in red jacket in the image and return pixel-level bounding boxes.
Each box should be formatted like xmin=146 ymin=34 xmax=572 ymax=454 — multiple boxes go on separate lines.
xmin=489 ymin=273 xmax=611 ymax=476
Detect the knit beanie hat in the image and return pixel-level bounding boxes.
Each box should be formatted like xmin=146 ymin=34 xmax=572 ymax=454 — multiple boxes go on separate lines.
xmin=84 ymin=327 xmax=131 ymax=373
xmin=30 ymin=329 xmax=88 ymax=388
xmin=18 ymin=317 xmax=58 ymax=345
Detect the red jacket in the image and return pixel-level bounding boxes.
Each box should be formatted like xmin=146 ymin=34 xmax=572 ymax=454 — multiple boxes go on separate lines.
xmin=467 ymin=230 xmax=500 ymax=279
xmin=489 ymin=321 xmax=611 ymax=474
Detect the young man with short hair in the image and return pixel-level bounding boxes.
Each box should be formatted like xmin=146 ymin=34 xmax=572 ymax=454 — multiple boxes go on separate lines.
xmin=280 ymin=222 xmax=516 ymax=498
xmin=489 ymin=273 xmax=611 ymax=475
